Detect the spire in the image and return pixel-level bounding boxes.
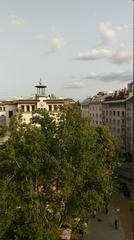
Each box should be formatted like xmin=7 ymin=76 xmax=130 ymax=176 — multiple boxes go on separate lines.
xmin=39 ymin=78 xmax=43 ymax=86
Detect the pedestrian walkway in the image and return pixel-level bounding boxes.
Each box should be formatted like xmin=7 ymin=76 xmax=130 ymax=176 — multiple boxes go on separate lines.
xmin=111 ymin=191 xmax=133 ymax=240
xmin=86 ymin=205 xmax=125 ymax=240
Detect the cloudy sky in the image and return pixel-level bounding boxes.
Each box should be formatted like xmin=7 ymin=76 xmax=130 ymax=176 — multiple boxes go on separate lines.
xmin=0 ymin=0 xmax=133 ymax=100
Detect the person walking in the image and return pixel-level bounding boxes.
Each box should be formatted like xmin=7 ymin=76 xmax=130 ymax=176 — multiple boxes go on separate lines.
xmin=105 ymin=206 xmax=108 ymax=214
xmin=93 ymin=209 xmax=97 ymax=218
xmin=114 ymin=219 xmax=118 ymax=229
xmin=79 ymin=229 xmax=83 ymax=240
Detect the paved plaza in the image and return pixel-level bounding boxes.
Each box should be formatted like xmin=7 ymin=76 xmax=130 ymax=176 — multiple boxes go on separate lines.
xmin=84 ymin=192 xmax=134 ymax=240
xmin=86 ymin=206 xmax=125 ymax=240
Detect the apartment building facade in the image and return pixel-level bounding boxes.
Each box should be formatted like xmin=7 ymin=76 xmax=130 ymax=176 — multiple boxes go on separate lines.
xmin=126 ymin=96 xmax=133 ymax=153
xmin=81 ymin=92 xmax=111 ymax=126
xmin=81 ymin=83 xmax=133 ymax=154
xmin=102 ymin=99 xmax=126 ymax=148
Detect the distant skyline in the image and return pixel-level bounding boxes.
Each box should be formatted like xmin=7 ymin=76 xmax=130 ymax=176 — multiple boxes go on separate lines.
xmin=0 ymin=0 xmax=133 ymax=100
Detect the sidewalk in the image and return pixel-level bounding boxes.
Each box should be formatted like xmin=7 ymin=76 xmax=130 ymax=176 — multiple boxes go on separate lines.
xmin=86 ymin=205 xmax=125 ymax=240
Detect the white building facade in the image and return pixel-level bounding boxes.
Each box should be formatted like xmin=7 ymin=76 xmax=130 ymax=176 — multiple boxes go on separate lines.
xmin=0 ymin=80 xmax=74 ymax=127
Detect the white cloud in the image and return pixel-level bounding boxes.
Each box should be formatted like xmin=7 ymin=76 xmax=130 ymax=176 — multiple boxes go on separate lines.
xmin=84 ymin=69 xmax=132 ymax=82
xmin=115 ymin=24 xmax=129 ymax=32
xmin=47 ymin=34 xmax=66 ymax=53
xmin=10 ymin=15 xmax=25 ymax=27
xmin=75 ymin=49 xmax=113 ymax=60
xmin=63 ymin=81 xmax=85 ymax=89
xmin=0 ymin=26 xmax=4 ymax=32
xmin=75 ymin=44 xmax=132 ymax=64
xmin=99 ymin=21 xmax=118 ymax=44
xmin=112 ymin=43 xmax=132 ymax=64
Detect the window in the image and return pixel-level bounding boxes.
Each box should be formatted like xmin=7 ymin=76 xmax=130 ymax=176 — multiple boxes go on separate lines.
xmin=109 ymin=111 xmax=112 ymax=116
xmin=122 ymin=111 xmax=125 ymax=117
xmin=117 ymin=111 xmax=120 ymax=116
xmin=113 ymin=111 xmax=115 ymax=116
xmin=106 ymin=110 xmax=108 ymax=116
xmin=9 ymin=111 xmax=13 ymax=118
xmin=109 ymin=118 xmax=111 ymax=123
xmin=21 ymin=105 xmax=25 ymax=112
xmin=0 ymin=115 xmax=6 ymax=122
xmin=117 ymin=128 xmax=120 ymax=133
xmin=58 ymin=105 xmax=62 ymax=110
xmin=26 ymin=105 xmax=30 ymax=112
xmin=96 ymin=113 xmax=98 ymax=118
xmin=0 ymin=107 xmax=2 ymax=111
xmin=117 ymin=119 xmax=120 ymax=125
xmin=49 ymin=105 xmax=52 ymax=111
xmin=32 ymin=105 xmax=35 ymax=112
xmin=54 ymin=105 xmax=57 ymax=111
xmin=113 ymin=119 xmax=115 ymax=124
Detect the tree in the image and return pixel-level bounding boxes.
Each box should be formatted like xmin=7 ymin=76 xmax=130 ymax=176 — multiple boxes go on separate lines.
xmin=0 ymin=104 xmax=123 ymax=239
xmin=55 ymin=103 xmax=123 ymax=237
xmin=0 ymin=123 xmax=7 ymax=137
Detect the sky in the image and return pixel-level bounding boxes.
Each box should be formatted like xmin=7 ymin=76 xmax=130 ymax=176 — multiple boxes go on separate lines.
xmin=0 ymin=0 xmax=133 ymax=100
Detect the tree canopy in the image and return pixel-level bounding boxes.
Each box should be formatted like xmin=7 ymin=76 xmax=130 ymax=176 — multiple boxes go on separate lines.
xmin=0 ymin=103 xmax=123 ymax=239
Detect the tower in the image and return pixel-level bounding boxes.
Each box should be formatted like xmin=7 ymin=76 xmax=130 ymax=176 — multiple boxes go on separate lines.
xmin=35 ymin=79 xmax=47 ymax=97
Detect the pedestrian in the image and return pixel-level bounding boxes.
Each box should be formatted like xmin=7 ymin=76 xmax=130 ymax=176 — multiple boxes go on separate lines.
xmin=79 ymin=229 xmax=83 ymax=240
xmin=93 ymin=209 xmax=97 ymax=218
xmin=105 ymin=206 xmax=108 ymax=214
xmin=114 ymin=219 xmax=118 ymax=229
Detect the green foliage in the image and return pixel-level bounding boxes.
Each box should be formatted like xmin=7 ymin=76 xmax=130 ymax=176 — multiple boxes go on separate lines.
xmin=0 ymin=104 xmax=123 ymax=239
xmin=0 ymin=123 xmax=7 ymax=137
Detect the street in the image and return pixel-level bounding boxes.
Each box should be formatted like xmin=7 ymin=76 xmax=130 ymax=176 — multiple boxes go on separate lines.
xmin=111 ymin=191 xmax=133 ymax=240
xmin=86 ymin=191 xmax=133 ymax=240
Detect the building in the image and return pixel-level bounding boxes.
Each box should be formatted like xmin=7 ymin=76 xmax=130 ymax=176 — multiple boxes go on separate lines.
xmin=102 ymin=86 xmax=133 ymax=154
xmin=81 ymin=97 xmax=91 ymax=118
xmin=81 ymin=92 xmax=112 ymax=126
xmin=126 ymin=96 xmax=133 ymax=154
xmin=81 ymin=83 xmax=133 ymax=154
xmin=88 ymin=92 xmax=111 ymax=126
xmin=0 ymin=80 xmax=74 ymax=127
xmin=102 ymin=98 xmax=126 ymax=148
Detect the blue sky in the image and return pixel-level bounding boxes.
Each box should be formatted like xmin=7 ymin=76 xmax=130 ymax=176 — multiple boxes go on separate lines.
xmin=0 ymin=0 xmax=133 ymax=100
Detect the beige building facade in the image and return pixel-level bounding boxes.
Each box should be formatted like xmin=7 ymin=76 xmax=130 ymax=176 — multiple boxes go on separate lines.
xmin=102 ymin=99 xmax=126 ymax=148
xmin=126 ymin=96 xmax=133 ymax=154
xmin=81 ymin=83 xmax=133 ymax=154
xmin=0 ymin=81 xmax=74 ymax=127
xmin=81 ymin=92 xmax=111 ymax=126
